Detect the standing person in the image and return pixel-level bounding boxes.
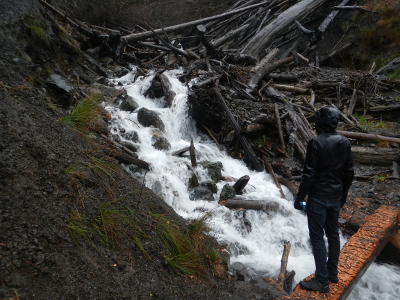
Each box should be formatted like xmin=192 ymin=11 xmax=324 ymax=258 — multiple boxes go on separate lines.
xmin=294 ymin=106 xmax=354 ymax=293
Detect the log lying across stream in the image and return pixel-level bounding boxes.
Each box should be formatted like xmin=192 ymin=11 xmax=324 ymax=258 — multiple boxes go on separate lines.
xmin=286 ymin=205 xmax=400 ymax=300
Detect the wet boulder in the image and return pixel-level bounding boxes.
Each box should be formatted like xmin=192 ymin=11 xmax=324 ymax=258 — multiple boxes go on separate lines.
xmin=200 ymin=180 xmax=217 ymax=193
xmin=188 ymin=173 xmax=199 ymax=189
xmin=199 ymin=161 xmax=223 ymax=183
xmin=151 ymin=128 xmax=171 ymax=150
xmin=137 ymin=107 xmax=165 ymax=132
xmin=46 ymin=74 xmax=75 ymax=107
xmin=219 ymin=184 xmax=236 ymax=200
xmin=119 ymin=95 xmax=139 ymax=112
xmin=189 ymin=186 xmax=214 ymax=201
xmin=121 ymin=130 xmax=139 ymax=143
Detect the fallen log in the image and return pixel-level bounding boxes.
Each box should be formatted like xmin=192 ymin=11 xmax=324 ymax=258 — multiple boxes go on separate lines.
xmin=270 ymin=84 xmax=309 ymax=94
xmin=241 ymin=0 xmax=329 ymax=57
xmin=275 ymin=103 xmax=286 ymax=154
xmin=276 ymin=241 xmax=293 ymax=288
xmin=277 ymin=176 xmax=298 ymax=196
xmin=376 ymin=55 xmax=400 ymax=75
xmin=213 ymin=87 xmax=264 ymax=172
xmin=190 ymin=138 xmax=197 ymax=168
xmin=351 ymin=146 xmax=400 ymax=166
xmin=286 ymin=205 xmax=399 ymax=300
xmin=262 ymin=155 xmax=286 ymax=199
xmin=103 ymin=147 xmax=150 ymax=170
xmin=267 ymin=73 xmax=298 ymax=82
xmin=171 ymin=146 xmax=190 ymax=156
xmin=337 ymin=130 xmax=400 ymax=144
xmin=121 ymin=1 xmax=271 ymax=43
xmin=247 ymin=48 xmax=280 ymax=88
xmin=220 ymin=199 xmax=280 ymax=211
xmin=318 ymin=0 xmax=351 ymax=34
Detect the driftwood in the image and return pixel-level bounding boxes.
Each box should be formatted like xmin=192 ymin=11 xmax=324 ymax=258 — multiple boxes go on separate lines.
xmin=376 ymin=56 xmax=400 ymax=75
xmin=276 ymin=241 xmax=293 ymax=289
xmin=318 ymin=0 xmax=351 ymax=34
xmin=337 ymin=130 xmax=400 ymax=144
xmin=275 ymin=103 xmax=286 ymax=154
xmin=241 ymin=0 xmax=329 ymax=57
xmin=267 ymin=73 xmax=298 ymax=82
xmin=102 ymin=147 xmax=150 ymax=170
xmin=277 ymin=176 xmax=298 ymax=196
xmin=190 ymin=138 xmax=197 ymax=168
xmin=247 ymin=48 xmax=279 ymax=87
xmin=351 ymin=146 xmax=400 ymax=166
xmin=233 ymin=175 xmax=250 ymax=195
xmin=265 ymin=86 xmax=315 ymax=160
xmin=213 ymin=87 xmax=264 ymax=172
xmin=121 ymin=1 xmax=270 ymax=43
xmin=270 ymin=84 xmax=309 ymax=94
xmin=220 ymin=199 xmax=280 ymax=211
xmin=262 ymin=155 xmax=286 ymax=199
xmin=171 ymin=146 xmax=190 ymax=156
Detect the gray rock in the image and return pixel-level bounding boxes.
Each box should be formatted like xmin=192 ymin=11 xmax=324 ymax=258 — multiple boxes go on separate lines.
xmin=188 ymin=173 xmax=199 ymax=189
xmin=199 ymin=161 xmax=223 ymax=183
xmin=189 ymin=186 xmax=214 ymax=201
xmin=199 ymin=180 xmax=217 ymax=193
xmin=151 ymin=128 xmax=170 ymax=151
xmin=121 ymin=130 xmax=139 ymax=143
xmin=137 ymin=107 xmax=165 ymax=132
xmin=46 ymin=74 xmax=74 ymax=94
xmin=119 ymin=95 xmax=139 ymax=112
xmin=152 ymin=181 xmax=163 ymax=198
xmin=220 ymin=184 xmax=236 ymax=200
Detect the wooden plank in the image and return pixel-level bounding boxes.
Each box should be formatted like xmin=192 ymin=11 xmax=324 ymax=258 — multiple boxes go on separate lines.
xmin=284 ymin=205 xmax=399 ymax=300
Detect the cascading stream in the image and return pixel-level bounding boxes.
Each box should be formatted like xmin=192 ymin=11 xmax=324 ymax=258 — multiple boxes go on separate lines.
xmin=106 ymin=69 xmax=400 ymax=299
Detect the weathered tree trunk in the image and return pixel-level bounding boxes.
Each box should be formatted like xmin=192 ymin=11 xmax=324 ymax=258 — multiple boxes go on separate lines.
xmin=376 ymin=55 xmax=400 ymax=74
xmin=351 ymin=147 xmax=400 ymax=166
xmin=220 ymin=199 xmax=280 ymax=211
xmin=337 ymin=131 xmax=400 ymax=144
xmin=276 ymin=241 xmax=292 ymax=287
xmin=213 ymin=87 xmax=264 ymax=172
xmin=241 ymin=0 xmax=329 ymax=58
xmin=190 ymin=138 xmax=197 ymax=168
xmin=121 ymin=1 xmax=270 ymax=43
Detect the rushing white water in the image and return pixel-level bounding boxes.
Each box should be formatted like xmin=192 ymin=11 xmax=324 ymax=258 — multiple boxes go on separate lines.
xmin=106 ymin=69 xmax=400 ymax=299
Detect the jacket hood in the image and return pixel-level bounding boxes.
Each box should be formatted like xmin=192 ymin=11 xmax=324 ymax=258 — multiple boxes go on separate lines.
xmin=314 ymin=107 xmax=340 ymax=133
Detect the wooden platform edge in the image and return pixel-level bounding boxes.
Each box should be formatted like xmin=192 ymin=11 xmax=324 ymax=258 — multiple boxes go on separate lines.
xmin=282 ymin=205 xmax=400 ymax=300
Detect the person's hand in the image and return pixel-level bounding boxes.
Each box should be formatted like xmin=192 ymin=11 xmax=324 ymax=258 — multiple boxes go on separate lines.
xmin=294 ymin=198 xmax=302 ymax=210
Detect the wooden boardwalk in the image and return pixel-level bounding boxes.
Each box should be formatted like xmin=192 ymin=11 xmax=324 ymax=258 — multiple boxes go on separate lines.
xmin=283 ymin=205 xmax=400 ymax=300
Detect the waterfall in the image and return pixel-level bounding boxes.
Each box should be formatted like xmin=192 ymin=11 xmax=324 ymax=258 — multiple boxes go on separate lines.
xmin=106 ymin=69 xmax=400 ymax=299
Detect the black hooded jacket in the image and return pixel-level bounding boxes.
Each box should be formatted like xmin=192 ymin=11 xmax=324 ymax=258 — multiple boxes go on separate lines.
xmin=296 ymin=107 xmax=354 ymax=204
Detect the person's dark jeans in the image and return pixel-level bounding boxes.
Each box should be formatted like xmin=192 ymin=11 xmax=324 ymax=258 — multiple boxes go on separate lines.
xmin=307 ymin=196 xmax=341 ymax=285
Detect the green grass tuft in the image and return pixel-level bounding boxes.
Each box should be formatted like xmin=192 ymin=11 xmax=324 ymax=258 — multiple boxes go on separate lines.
xmin=59 ymin=93 xmax=104 ymax=134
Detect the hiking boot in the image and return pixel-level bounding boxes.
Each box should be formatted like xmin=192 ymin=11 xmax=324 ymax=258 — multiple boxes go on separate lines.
xmin=300 ymin=278 xmax=329 ymax=293
xmin=329 ymin=274 xmax=339 ymax=283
